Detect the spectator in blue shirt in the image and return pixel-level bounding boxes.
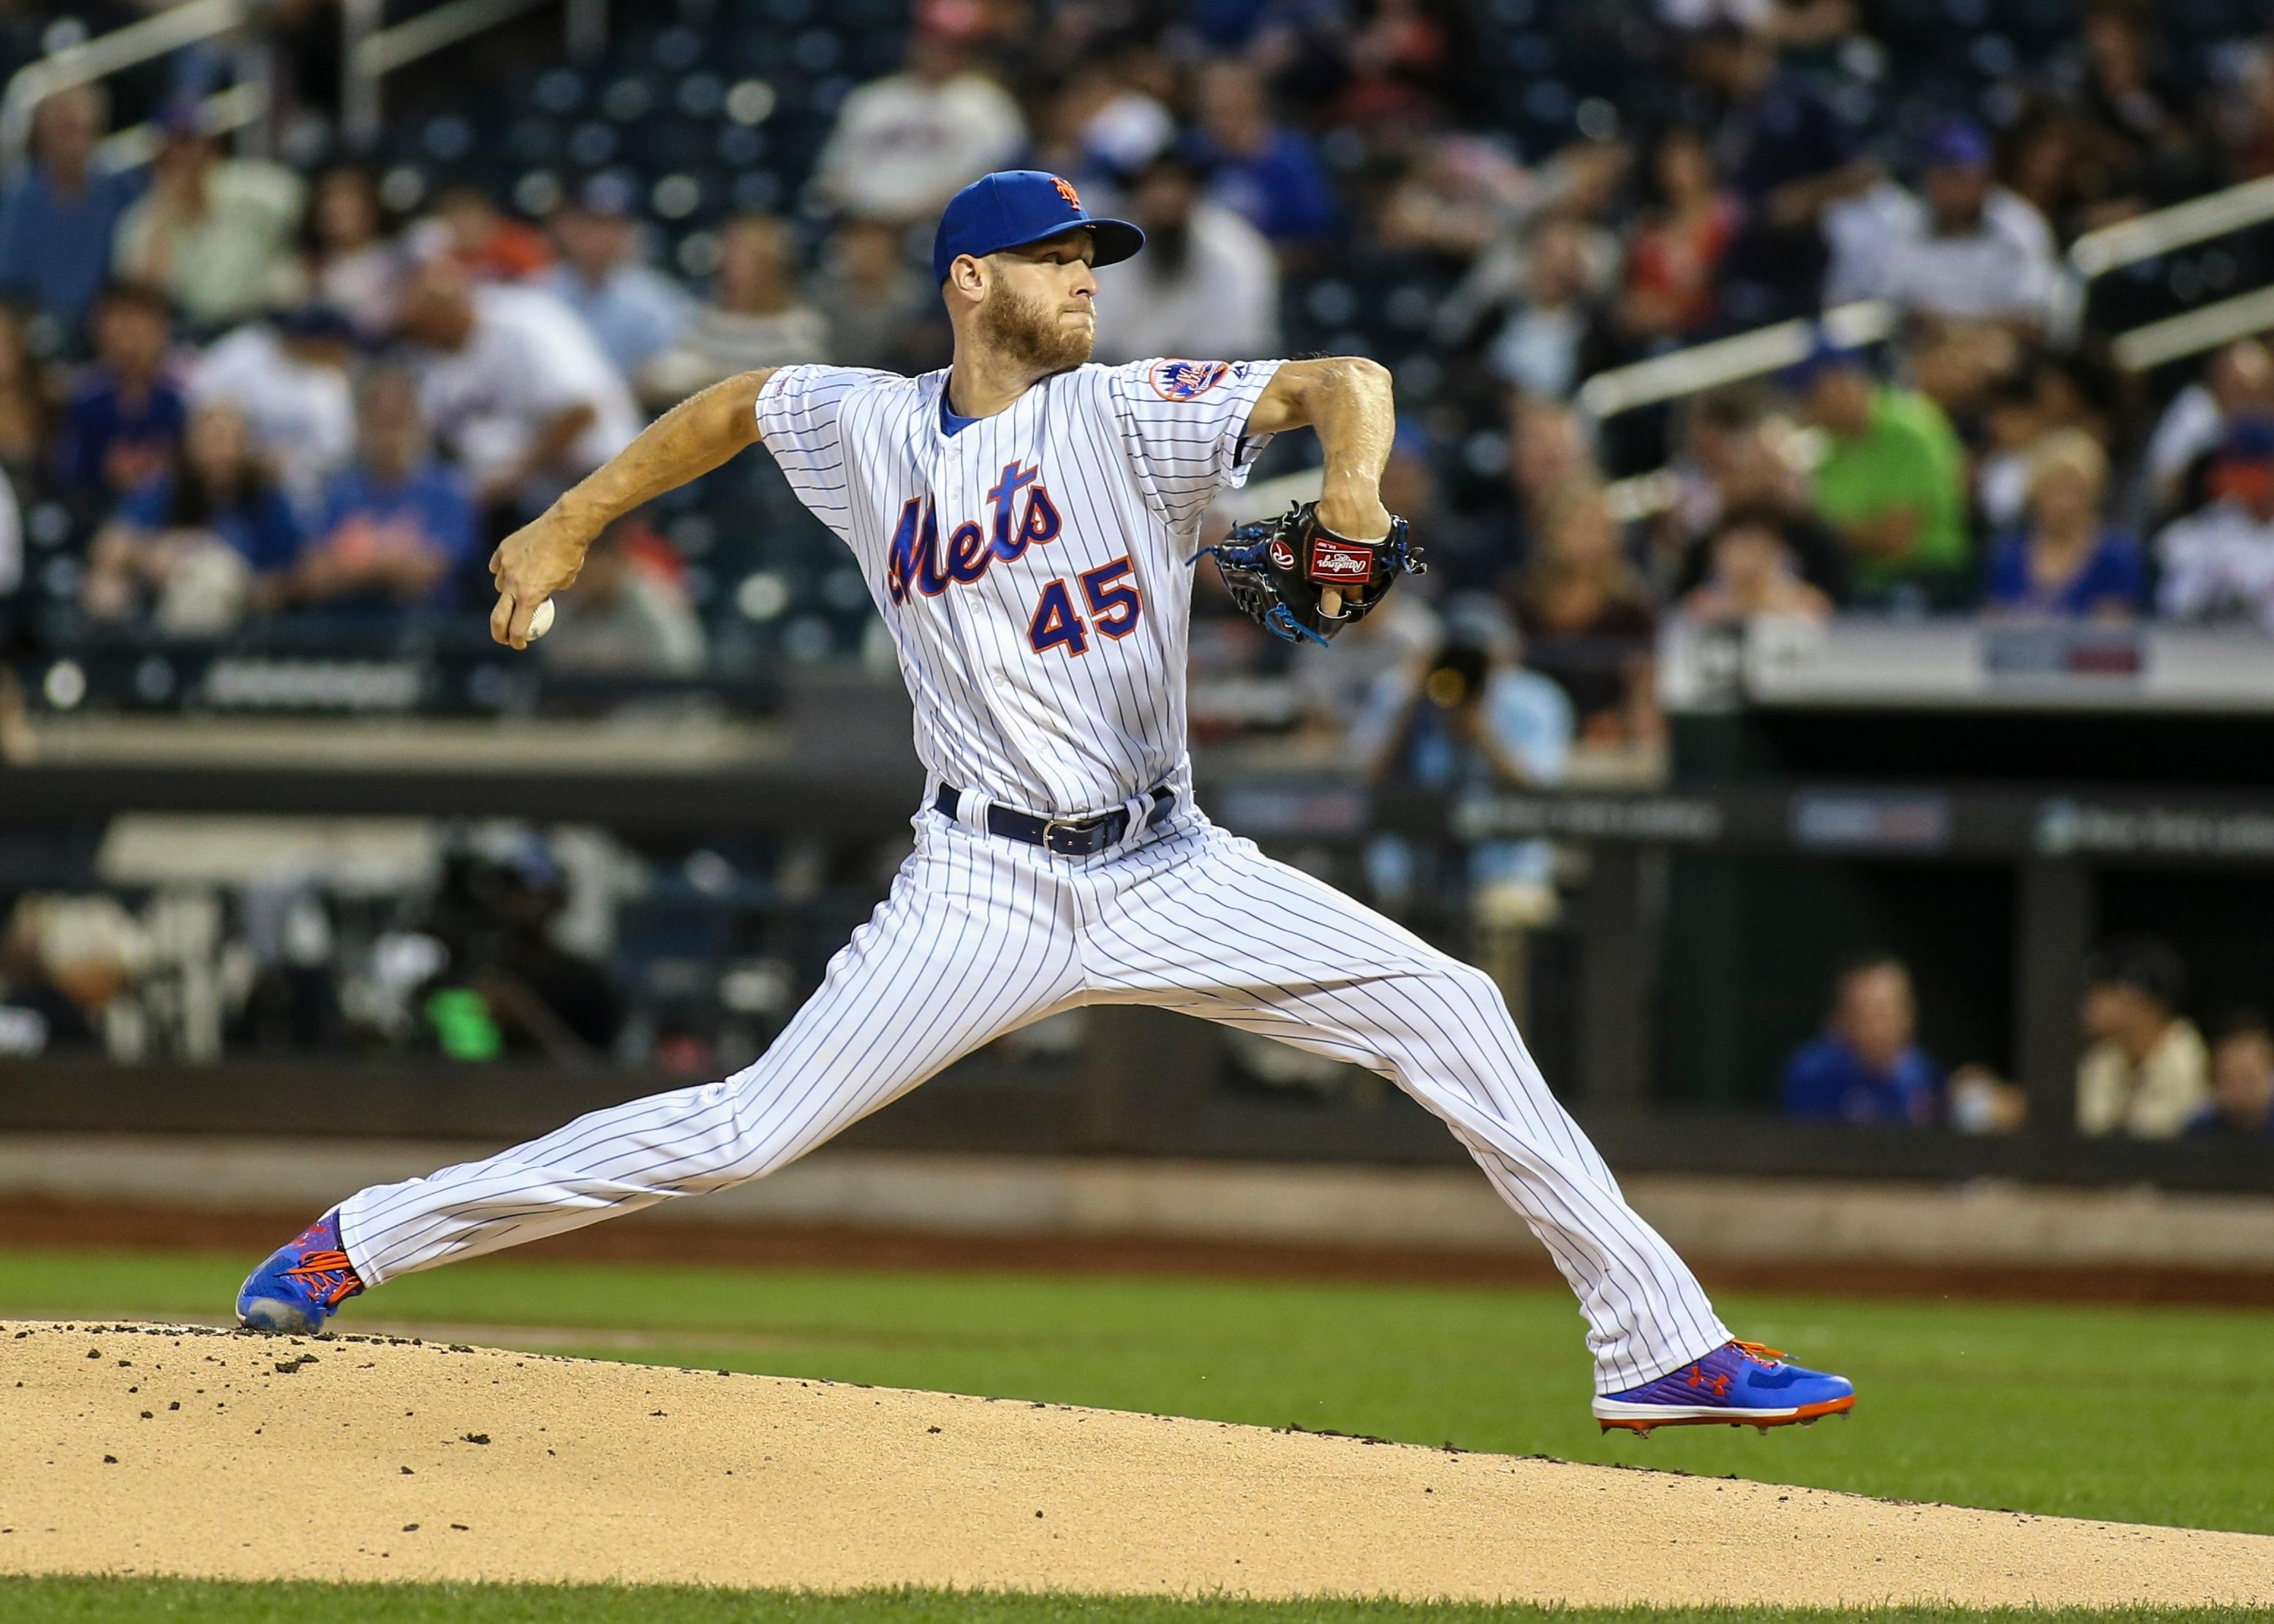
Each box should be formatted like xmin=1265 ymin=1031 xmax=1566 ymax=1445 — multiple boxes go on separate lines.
xmin=1984 ymin=429 xmax=2145 ymax=619
xmin=1351 ymin=597 xmax=1573 ymax=908
xmin=83 ymin=399 xmax=301 ymax=632
xmin=1186 ymin=58 xmax=1340 ymax=250
xmin=0 ymin=86 xmax=140 ymax=340
xmin=541 ymin=177 xmax=687 ymax=386
xmin=286 ymin=368 xmax=479 ymax=613
xmin=1780 ymin=954 xmax=1942 ymax=1125
xmin=2188 ymin=1012 xmax=2274 ymax=1141
xmin=53 ymin=282 xmax=186 ymax=501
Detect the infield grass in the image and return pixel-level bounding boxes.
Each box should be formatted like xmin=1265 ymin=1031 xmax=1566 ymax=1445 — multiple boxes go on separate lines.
xmin=0 ymin=1579 xmax=2261 ymax=1623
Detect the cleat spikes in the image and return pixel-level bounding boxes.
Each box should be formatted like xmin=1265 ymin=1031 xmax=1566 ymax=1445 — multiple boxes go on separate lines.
xmin=1590 ymin=1341 xmax=1854 ymax=1433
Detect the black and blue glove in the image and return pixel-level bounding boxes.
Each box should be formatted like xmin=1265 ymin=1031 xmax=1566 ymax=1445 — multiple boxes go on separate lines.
xmin=1195 ymin=502 xmax=1425 ymax=646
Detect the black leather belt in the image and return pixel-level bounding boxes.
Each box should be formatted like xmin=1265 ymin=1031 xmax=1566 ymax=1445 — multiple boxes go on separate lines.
xmin=933 ymin=782 xmax=1176 ymax=856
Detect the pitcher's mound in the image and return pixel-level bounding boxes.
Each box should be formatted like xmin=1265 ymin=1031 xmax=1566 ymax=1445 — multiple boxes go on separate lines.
xmin=3 ymin=1319 xmax=2267 ymax=1607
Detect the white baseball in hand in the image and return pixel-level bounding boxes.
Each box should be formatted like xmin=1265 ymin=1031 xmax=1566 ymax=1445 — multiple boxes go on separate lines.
xmin=526 ymin=599 xmax=556 ymax=641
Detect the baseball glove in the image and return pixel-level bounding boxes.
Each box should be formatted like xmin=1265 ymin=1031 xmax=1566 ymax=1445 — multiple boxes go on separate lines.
xmin=1195 ymin=502 xmax=1425 ymax=646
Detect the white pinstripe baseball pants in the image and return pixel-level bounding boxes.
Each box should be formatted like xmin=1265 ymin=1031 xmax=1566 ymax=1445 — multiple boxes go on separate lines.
xmin=339 ymin=801 xmax=1730 ymax=1392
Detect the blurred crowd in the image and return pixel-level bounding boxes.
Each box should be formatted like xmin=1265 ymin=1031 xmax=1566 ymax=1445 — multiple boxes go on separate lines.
xmin=0 ymin=89 xmax=744 ymax=668
xmin=0 ymin=825 xmax=861 ymax=1075
xmin=7 ymin=1 xmax=2274 ymax=1122
xmin=1 ymin=0 xmax=2273 ymax=733
xmin=1778 ymin=937 xmax=2274 ymax=1140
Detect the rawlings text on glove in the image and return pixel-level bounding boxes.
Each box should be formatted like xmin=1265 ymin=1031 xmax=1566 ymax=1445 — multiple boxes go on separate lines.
xmin=1195 ymin=501 xmax=1425 ymax=646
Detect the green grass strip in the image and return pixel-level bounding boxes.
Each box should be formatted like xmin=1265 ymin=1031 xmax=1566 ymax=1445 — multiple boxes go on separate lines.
xmin=0 ymin=1579 xmax=2262 ymax=1624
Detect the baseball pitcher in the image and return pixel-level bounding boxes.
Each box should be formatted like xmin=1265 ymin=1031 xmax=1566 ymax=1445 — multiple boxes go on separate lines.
xmin=238 ymin=171 xmax=1854 ymax=1433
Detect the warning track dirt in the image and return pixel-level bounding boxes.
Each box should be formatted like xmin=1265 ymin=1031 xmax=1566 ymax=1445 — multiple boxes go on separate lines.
xmin=3 ymin=1320 xmax=2270 ymax=1607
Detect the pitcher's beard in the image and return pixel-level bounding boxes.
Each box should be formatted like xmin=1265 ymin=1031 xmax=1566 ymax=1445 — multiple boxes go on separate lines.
xmin=977 ymin=284 xmax=1093 ymax=375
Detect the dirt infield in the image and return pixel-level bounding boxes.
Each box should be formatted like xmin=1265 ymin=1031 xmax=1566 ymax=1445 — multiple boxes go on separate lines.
xmin=4 ymin=1321 xmax=2273 ymax=1607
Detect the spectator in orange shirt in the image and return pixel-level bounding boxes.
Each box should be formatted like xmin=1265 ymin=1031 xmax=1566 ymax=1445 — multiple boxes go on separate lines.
xmin=412 ymin=185 xmax=552 ymax=284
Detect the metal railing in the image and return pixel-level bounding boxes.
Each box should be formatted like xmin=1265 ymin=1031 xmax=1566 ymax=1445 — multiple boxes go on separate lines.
xmin=1576 ymin=301 xmax=1896 ymax=422
xmin=1573 ymin=167 xmax=2274 ymax=415
xmin=3 ymin=0 xmax=608 ymax=172
xmin=2069 ymin=171 xmax=2274 ymax=370
xmin=0 ymin=0 xmax=257 ymax=170
xmin=2068 ymin=173 xmax=2274 ymax=281
xmin=95 ymin=80 xmax=268 ymax=171
xmin=2111 ymin=283 xmax=2274 ymax=372
xmin=342 ymin=0 xmax=608 ymax=147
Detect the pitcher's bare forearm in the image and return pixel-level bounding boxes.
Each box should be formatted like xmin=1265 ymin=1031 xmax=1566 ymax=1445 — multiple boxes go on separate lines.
xmin=1244 ymin=355 xmax=1396 ymax=619
xmin=551 ymin=370 xmax=775 ymax=535
xmin=489 ymin=369 xmax=776 ymax=647
xmin=1247 ymin=356 xmax=1395 ymax=539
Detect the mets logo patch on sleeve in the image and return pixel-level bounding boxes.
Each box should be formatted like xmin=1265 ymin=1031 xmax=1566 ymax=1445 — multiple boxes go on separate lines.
xmin=1149 ymin=359 xmax=1230 ymax=401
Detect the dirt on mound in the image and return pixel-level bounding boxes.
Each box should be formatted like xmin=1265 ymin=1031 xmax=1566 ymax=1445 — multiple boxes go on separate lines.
xmin=2 ymin=1319 xmax=2269 ymax=1608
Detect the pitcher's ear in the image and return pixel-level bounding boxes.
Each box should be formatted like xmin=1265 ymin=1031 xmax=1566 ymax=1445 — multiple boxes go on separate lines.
xmin=947 ymin=253 xmax=989 ymax=303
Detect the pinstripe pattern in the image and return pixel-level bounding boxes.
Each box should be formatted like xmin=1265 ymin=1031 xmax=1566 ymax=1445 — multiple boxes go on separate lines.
xmin=331 ymin=354 xmax=1732 ymax=1394
xmin=341 ymin=813 xmax=1085 ymax=1283
xmin=1068 ymin=815 xmax=1729 ymax=1391
xmin=339 ymin=804 xmax=1728 ymax=1391
xmin=753 ymin=358 xmax=1281 ymax=817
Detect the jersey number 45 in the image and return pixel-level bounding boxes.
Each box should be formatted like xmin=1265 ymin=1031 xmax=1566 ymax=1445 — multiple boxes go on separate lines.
xmin=1028 ymin=558 xmax=1141 ymax=657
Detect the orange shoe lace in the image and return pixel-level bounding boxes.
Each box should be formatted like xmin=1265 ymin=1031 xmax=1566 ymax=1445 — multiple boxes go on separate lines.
xmin=284 ymin=1250 xmax=363 ymax=1307
xmin=1731 ymin=1340 xmax=1786 ymax=1365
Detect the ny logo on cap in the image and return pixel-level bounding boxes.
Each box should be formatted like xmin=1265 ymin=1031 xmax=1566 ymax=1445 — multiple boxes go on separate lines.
xmin=1053 ymin=175 xmax=1081 ymax=209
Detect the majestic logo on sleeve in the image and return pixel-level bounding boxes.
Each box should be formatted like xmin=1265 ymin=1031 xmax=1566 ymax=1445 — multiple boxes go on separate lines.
xmin=1149 ymin=359 xmax=1230 ymax=401
xmin=886 ymin=461 xmax=1062 ymax=604
xmin=1052 ymin=175 xmax=1082 ymax=209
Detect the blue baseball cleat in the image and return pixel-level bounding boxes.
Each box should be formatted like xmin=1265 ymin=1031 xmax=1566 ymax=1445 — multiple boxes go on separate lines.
xmin=1593 ymin=1340 xmax=1855 ymax=1435
xmin=236 ymin=1211 xmax=365 ymax=1334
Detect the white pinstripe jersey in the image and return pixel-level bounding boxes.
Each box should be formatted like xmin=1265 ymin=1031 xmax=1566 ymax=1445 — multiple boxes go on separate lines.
xmin=755 ymin=357 xmax=1284 ymax=816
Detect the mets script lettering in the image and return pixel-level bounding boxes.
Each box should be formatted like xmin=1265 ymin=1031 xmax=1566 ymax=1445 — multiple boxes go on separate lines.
xmin=887 ymin=461 xmax=1064 ymax=603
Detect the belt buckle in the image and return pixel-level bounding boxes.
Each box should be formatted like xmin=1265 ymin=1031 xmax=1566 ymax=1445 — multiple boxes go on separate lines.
xmin=1042 ymin=815 xmax=1100 ymax=856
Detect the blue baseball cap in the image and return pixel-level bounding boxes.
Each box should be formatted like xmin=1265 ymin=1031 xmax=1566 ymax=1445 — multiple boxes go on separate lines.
xmin=931 ymin=170 xmax=1144 ymax=284
xmin=157 ymin=92 xmax=210 ymax=140
xmin=2222 ymin=414 xmax=2274 ymax=463
xmin=1781 ymin=328 xmax=1874 ymax=390
xmin=1921 ymin=117 xmax=1992 ymax=172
